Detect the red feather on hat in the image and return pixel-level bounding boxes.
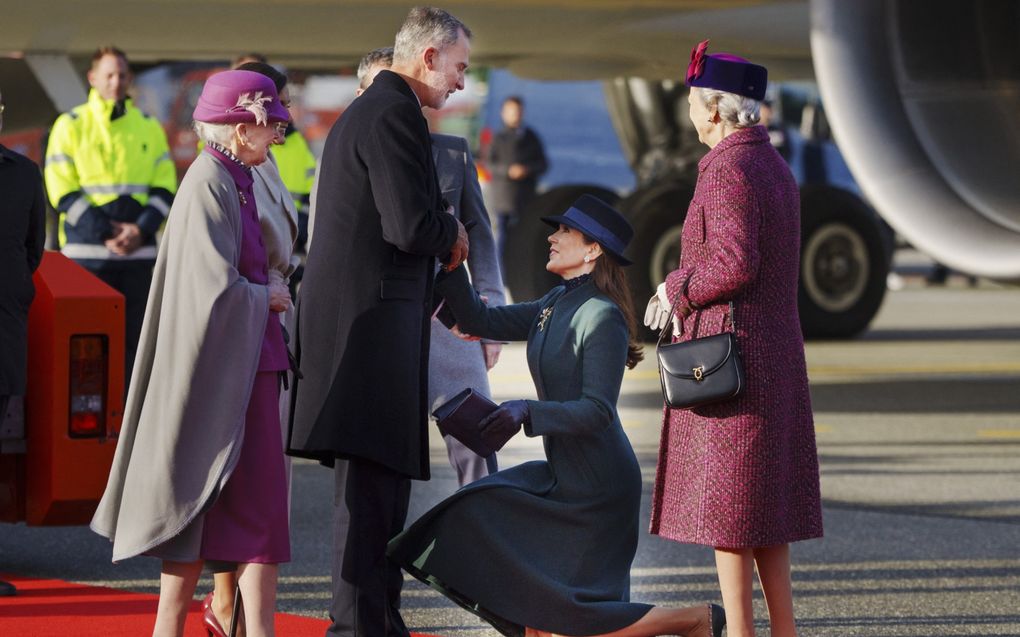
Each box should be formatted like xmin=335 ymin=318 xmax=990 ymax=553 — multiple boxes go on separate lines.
xmin=687 ymin=39 xmax=710 ymax=83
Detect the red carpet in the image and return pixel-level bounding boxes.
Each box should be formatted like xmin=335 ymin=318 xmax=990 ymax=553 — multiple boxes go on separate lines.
xmin=0 ymin=573 xmax=439 ymax=636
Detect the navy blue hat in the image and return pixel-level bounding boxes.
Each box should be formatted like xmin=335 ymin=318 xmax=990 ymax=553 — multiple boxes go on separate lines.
xmin=686 ymin=39 xmax=768 ymax=101
xmin=541 ymin=195 xmax=633 ymax=266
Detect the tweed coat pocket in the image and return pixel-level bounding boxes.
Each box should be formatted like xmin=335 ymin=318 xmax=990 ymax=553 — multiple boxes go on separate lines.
xmin=685 ymin=203 xmax=706 ymax=244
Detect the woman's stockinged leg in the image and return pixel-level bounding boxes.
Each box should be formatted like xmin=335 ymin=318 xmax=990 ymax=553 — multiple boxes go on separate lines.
xmin=213 ymin=570 xmax=245 ymax=637
xmin=715 ymin=547 xmax=756 ymax=637
xmin=236 ymin=562 xmax=279 ymax=637
xmin=753 ymin=544 xmax=797 ymax=637
xmin=153 ymin=559 xmax=204 ymax=637
xmin=524 ymin=605 xmax=718 ymax=637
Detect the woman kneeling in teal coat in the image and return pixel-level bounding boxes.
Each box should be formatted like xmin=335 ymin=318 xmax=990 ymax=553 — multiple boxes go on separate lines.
xmin=388 ymin=195 xmax=725 ymax=637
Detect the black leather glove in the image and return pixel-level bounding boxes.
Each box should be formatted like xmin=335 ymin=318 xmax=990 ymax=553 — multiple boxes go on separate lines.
xmin=478 ymin=399 xmax=530 ymax=450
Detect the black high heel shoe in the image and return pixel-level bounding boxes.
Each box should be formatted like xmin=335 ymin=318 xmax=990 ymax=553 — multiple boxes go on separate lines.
xmin=709 ymin=603 xmax=726 ymax=637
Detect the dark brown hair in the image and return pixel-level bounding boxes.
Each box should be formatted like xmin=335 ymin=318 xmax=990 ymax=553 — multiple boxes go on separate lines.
xmin=584 ymin=238 xmax=644 ymax=369
xmin=234 ymin=61 xmax=288 ymax=93
xmin=233 ymin=52 xmax=268 ymax=67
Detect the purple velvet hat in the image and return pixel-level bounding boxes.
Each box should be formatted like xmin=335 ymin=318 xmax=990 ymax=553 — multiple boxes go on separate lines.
xmin=685 ymin=39 xmax=767 ymax=101
xmin=193 ymin=69 xmax=290 ymax=125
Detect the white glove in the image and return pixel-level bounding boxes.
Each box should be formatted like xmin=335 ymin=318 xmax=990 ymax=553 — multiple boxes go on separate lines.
xmin=643 ymin=282 xmax=672 ymax=331
xmin=656 ymin=281 xmax=671 ymax=307
xmin=644 ymin=282 xmax=683 ymax=336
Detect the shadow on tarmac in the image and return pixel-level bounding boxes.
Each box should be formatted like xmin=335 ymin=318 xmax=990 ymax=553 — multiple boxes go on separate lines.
xmin=808 ymin=379 xmax=1020 ymax=413
xmin=860 ymin=326 xmax=1020 ymax=342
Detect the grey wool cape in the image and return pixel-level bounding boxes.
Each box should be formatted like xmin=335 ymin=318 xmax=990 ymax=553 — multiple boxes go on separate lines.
xmin=91 ymin=152 xmax=270 ymax=562
xmin=388 ymin=267 xmax=652 ymax=637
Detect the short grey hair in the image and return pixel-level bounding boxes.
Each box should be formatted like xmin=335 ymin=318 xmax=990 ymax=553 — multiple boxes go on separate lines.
xmin=392 ymin=6 xmax=471 ymax=65
xmin=193 ymin=121 xmax=236 ymax=147
xmin=695 ymin=87 xmax=761 ymax=128
xmin=357 ymin=47 xmax=394 ymax=88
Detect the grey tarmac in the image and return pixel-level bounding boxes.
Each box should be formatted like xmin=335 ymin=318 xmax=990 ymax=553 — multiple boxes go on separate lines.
xmin=2 ymin=280 xmax=1018 ymax=636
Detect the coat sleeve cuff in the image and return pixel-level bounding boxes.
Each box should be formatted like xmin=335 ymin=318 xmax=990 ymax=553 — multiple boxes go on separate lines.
xmin=135 ymin=207 xmax=164 ymax=238
xmin=522 ymin=400 xmax=541 ymax=437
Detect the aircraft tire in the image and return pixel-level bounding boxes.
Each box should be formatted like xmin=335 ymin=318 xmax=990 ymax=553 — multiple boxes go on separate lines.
xmin=798 ymin=185 xmax=889 ymax=338
xmin=618 ymin=180 xmax=695 ymax=341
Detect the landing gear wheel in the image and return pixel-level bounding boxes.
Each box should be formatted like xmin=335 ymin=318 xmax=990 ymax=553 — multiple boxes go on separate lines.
xmin=617 ymin=182 xmax=694 ymax=340
xmin=798 ymin=186 xmax=889 ymax=338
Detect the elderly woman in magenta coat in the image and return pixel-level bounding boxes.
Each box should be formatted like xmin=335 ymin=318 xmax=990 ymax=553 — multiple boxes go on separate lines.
xmin=644 ymin=41 xmax=823 ymax=637
xmin=91 ymin=70 xmax=293 ymax=637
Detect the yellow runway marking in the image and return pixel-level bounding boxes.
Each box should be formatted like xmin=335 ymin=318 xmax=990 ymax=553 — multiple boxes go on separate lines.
xmin=977 ymin=429 xmax=1020 ymax=439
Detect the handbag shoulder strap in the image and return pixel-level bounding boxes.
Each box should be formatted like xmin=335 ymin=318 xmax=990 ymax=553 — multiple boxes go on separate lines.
xmin=656 ymin=278 xmax=737 ymax=347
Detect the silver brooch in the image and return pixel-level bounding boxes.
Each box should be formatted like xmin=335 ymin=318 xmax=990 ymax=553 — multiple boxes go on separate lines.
xmin=538 ymin=307 xmax=553 ymax=331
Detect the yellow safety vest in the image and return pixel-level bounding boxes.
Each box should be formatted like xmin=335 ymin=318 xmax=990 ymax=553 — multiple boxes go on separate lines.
xmin=44 ymin=89 xmax=177 ymax=259
xmin=272 ymin=129 xmax=317 ymax=216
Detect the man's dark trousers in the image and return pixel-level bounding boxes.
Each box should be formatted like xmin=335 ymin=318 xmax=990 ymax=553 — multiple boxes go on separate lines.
xmin=328 ymin=457 xmax=412 ymax=637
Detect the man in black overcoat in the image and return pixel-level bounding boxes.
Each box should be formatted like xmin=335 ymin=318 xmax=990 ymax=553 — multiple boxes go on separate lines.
xmin=0 ymin=88 xmax=46 ymax=598
xmin=486 ymin=95 xmax=548 ymax=266
xmin=287 ymin=7 xmax=472 ymax=636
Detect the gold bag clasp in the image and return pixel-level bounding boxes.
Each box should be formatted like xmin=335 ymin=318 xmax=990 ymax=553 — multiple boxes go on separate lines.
xmin=692 ymin=365 xmax=704 ymax=381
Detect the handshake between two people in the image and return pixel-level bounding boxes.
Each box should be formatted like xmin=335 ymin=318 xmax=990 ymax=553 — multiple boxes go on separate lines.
xmin=441 ymin=214 xmax=473 ymax=272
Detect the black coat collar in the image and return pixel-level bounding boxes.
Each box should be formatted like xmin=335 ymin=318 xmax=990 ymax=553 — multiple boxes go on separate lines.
xmin=368 ymin=70 xmax=420 ymax=106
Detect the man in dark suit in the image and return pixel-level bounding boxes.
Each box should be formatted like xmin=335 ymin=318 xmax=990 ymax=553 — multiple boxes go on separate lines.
xmin=0 ymin=87 xmax=46 ymax=599
xmin=356 ymin=46 xmax=505 ymax=487
xmin=486 ymin=95 xmax=548 ymax=267
xmin=287 ymin=7 xmax=472 ymax=636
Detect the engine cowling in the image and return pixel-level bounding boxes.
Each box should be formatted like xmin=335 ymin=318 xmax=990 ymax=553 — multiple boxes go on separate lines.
xmin=810 ymin=0 xmax=1020 ymax=280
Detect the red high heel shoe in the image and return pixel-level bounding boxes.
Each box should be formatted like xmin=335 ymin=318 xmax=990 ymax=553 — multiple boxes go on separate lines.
xmin=202 ymin=592 xmax=228 ymax=637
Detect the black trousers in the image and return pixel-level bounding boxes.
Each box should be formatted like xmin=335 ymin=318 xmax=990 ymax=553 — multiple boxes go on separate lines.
xmin=328 ymin=457 xmax=412 ymax=637
xmin=77 ymin=260 xmax=153 ymax=389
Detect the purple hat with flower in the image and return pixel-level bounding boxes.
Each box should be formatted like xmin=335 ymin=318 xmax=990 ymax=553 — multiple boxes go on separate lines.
xmin=193 ymin=69 xmax=290 ymax=125
xmin=685 ymin=39 xmax=767 ymax=101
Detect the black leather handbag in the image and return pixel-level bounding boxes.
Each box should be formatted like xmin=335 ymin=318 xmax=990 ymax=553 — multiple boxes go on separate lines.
xmin=656 ymin=294 xmax=745 ymax=410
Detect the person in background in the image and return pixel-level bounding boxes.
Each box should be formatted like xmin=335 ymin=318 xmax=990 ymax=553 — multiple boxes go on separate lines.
xmin=389 ymin=195 xmax=725 ymax=637
xmin=287 ymin=7 xmax=471 ymax=636
xmin=486 ymin=94 xmax=548 ymax=268
xmin=44 ymin=46 xmax=176 ymax=385
xmin=91 ymin=70 xmax=293 ymax=637
xmin=645 ymin=40 xmax=822 ymax=637
xmin=356 ymin=45 xmax=504 ymax=486
xmin=0 ymin=87 xmax=47 ymax=598
xmin=758 ymin=98 xmax=788 ymax=159
xmin=199 ymin=60 xmax=302 ymax=637
xmin=230 ymin=54 xmax=317 ymax=291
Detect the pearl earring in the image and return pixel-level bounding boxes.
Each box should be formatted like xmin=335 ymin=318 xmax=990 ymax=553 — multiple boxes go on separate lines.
xmin=584 ymin=255 xmax=591 ymax=263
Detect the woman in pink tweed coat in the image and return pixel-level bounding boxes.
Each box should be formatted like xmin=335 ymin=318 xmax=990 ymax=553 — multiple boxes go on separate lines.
xmin=645 ymin=42 xmax=822 ymax=637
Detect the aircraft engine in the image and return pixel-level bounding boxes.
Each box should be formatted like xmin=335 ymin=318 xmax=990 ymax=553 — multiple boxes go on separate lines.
xmin=811 ymin=0 xmax=1020 ymax=280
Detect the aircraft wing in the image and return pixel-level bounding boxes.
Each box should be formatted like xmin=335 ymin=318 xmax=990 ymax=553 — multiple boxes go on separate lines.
xmin=1 ymin=0 xmax=810 ymax=80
